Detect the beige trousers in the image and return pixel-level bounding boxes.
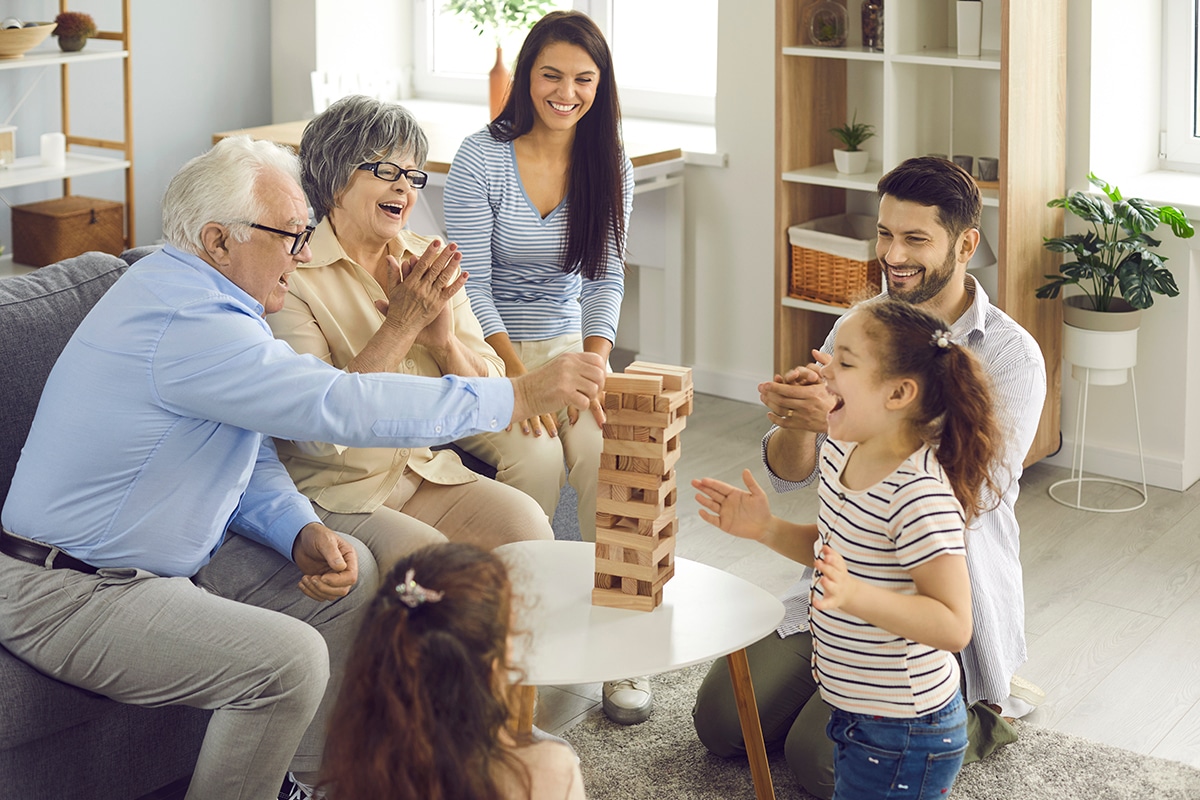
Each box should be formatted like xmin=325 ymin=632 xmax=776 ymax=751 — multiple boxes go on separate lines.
xmin=316 ymin=469 xmax=553 ymax=576
xmin=457 ymin=334 xmax=604 ymax=542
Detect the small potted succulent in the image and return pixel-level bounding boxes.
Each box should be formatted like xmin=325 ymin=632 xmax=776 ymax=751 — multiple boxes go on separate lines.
xmin=829 ymin=111 xmax=875 ymax=174
xmin=52 ymin=11 xmax=96 ymax=52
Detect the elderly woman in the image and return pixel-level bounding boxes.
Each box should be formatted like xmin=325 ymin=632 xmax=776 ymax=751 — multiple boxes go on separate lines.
xmin=266 ymin=95 xmax=553 ymax=573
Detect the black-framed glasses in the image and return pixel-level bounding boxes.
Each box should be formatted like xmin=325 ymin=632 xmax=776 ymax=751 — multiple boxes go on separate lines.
xmin=357 ymin=161 xmax=428 ymax=189
xmin=244 ymin=222 xmax=315 ymax=255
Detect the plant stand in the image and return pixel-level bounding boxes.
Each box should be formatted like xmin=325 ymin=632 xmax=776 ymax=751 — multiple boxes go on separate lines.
xmin=1048 ymin=324 xmax=1148 ymax=512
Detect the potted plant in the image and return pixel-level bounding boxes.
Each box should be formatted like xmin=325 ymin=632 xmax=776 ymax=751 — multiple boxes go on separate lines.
xmin=443 ymin=0 xmax=556 ymax=118
xmin=52 ymin=11 xmax=96 ymax=52
xmin=1038 ymin=172 xmax=1195 ymax=384
xmin=829 ymin=111 xmax=875 ymax=174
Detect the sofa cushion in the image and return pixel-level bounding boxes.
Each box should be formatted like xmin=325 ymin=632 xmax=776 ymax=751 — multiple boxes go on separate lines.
xmin=0 ymin=253 xmax=128 ymax=510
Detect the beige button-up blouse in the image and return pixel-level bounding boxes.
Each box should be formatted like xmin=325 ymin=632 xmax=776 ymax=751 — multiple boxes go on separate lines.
xmin=267 ymin=219 xmax=505 ymax=514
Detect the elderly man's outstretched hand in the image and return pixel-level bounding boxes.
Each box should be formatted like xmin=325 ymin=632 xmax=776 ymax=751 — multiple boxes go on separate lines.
xmin=510 ymin=352 xmax=606 ymax=424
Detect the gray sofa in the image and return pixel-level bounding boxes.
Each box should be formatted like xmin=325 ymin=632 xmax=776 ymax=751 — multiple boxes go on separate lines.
xmin=0 ymin=252 xmax=207 ymax=800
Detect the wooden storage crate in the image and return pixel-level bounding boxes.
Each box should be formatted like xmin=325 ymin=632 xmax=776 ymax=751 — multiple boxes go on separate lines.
xmin=788 ymin=214 xmax=881 ymax=307
xmin=12 ymin=195 xmax=125 ymax=268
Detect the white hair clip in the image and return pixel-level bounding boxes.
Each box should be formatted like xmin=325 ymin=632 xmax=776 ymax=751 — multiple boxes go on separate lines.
xmin=395 ymin=568 xmax=444 ymax=609
xmin=931 ymin=330 xmax=952 ymax=350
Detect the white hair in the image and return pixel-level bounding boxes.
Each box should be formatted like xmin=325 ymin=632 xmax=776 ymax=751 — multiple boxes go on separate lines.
xmin=161 ymin=135 xmax=302 ymax=256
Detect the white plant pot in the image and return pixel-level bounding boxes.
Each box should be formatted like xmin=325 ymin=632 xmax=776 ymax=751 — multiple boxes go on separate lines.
xmin=833 ymin=149 xmax=869 ymax=174
xmin=1062 ymin=323 xmax=1138 ymax=386
xmin=956 ymin=1 xmax=982 ymax=57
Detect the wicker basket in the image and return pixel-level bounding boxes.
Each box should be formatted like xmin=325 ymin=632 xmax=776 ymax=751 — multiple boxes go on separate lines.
xmin=788 ymin=214 xmax=881 ymax=307
xmin=12 ymin=195 xmax=124 ymax=267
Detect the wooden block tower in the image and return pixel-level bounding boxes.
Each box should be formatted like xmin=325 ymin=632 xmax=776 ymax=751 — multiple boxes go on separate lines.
xmin=592 ymin=361 xmax=694 ymax=611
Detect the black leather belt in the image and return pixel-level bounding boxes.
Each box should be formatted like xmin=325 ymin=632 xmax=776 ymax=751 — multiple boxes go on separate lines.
xmin=0 ymin=531 xmax=99 ymax=574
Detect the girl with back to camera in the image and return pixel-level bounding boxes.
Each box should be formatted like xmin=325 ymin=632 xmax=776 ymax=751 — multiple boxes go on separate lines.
xmin=320 ymin=542 xmax=585 ymax=800
xmin=693 ymin=298 xmax=1002 ymax=800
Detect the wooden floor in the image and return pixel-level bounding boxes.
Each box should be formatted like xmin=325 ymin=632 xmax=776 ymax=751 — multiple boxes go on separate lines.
xmin=534 ymin=391 xmax=1200 ymax=770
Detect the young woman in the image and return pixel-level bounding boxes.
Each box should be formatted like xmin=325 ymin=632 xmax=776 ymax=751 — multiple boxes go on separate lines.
xmin=444 ymin=10 xmax=634 ymax=548
xmin=693 ymin=298 xmax=1002 ymax=799
xmin=320 ymin=542 xmax=585 ymax=800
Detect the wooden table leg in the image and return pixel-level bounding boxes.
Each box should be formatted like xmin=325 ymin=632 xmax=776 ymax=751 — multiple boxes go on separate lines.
xmin=726 ymin=648 xmax=776 ymax=800
xmin=515 ymin=684 xmax=537 ymax=734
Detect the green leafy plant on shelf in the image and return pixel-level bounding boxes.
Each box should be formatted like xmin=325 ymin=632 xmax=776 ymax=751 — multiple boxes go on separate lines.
xmin=443 ymin=0 xmax=556 ymax=43
xmin=829 ymin=111 xmax=876 ymax=152
xmin=1037 ymin=172 xmax=1196 ymax=311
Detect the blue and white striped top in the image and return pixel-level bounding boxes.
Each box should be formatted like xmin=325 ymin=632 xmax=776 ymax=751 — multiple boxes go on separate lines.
xmin=443 ymin=128 xmax=633 ymax=344
xmin=765 ymin=276 xmax=1047 ymax=707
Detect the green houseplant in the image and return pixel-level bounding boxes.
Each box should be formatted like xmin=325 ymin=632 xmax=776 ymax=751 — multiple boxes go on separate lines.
xmin=829 ymin=111 xmax=875 ymax=174
xmin=1037 ymin=172 xmax=1195 ymax=313
xmin=52 ymin=11 xmax=96 ymax=52
xmin=443 ymin=0 xmax=556 ymax=118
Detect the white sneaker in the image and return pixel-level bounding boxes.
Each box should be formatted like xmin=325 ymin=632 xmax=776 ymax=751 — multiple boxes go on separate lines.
xmin=602 ymin=676 xmax=653 ymax=725
xmin=278 ymin=773 xmax=323 ymax=800
xmin=1009 ymin=674 xmax=1046 ymax=707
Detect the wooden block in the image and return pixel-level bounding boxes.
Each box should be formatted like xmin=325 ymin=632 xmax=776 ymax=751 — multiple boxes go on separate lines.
xmin=625 ymin=361 xmax=694 ymax=391
xmin=600 ymin=453 xmax=619 ymax=470
xmin=604 ymin=406 xmax=675 ymax=428
xmin=604 ymin=374 xmax=663 ymax=395
xmin=597 ymin=468 xmax=666 ymax=491
xmin=596 ymin=557 xmax=659 ymax=583
xmin=603 ymin=437 xmax=673 ymax=460
xmin=603 ymin=392 xmax=621 ymax=411
xmin=596 ymin=486 xmax=675 ymax=520
xmin=596 ymin=527 xmax=676 ymax=566
xmin=591 ymin=586 xmax=659 ymax=612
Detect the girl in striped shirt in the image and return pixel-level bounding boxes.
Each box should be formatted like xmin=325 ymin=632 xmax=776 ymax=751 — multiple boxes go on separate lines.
xmin=694 ymin=298 xmax=1001 ymax=799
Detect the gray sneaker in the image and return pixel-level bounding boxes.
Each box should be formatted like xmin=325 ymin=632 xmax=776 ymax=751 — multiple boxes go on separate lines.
xmin=602 ymin=676 xmax=653 ymax=725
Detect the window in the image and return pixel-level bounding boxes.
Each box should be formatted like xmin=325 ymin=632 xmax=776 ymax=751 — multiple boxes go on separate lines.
xmin=411 ymin=0 xmax=717 ymax=124
xmin=1163 ymin=0 xmax=1200 ymax=166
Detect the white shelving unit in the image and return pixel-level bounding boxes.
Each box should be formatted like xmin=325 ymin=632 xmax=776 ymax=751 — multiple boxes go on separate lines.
xmin=774 ymin=0 xmax=1067 ymax=464
xmin=1 ymin=2 xmax=134 ymax=256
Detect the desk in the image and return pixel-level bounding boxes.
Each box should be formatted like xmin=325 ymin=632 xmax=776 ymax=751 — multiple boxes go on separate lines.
xmin=495 ymin=539 xmax=784 ymax=800
xmin=214 ymin=104 xmax=687 ymax=364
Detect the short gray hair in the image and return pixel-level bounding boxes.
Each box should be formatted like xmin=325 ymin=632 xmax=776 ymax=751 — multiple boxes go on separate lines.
xmin=300 ymin=95 xmax=429 ymax=222
xmin=162 ymin=136 xmax=303 ymax=256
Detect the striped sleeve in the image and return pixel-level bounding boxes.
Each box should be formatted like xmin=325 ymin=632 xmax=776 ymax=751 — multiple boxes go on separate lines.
xmin=445 ymin=130 xmax=506 ymax=339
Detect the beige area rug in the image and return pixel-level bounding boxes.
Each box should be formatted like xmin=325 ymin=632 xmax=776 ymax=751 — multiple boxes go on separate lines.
xmin=560 ymin=662 xmax=1200 ymax=799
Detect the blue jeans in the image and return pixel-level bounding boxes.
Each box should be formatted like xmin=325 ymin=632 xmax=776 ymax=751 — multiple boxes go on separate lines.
xmin=827 ymin=692 xmax=968 ymax=800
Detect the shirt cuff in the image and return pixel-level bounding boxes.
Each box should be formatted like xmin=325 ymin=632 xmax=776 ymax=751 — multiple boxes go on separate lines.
xmin=474 ymin=376 xmax=515 ymax=433
xmin=761 ymin=426 xmax=819 ymax=494
xmin=264 ymin=499 xmax=322 ymax=561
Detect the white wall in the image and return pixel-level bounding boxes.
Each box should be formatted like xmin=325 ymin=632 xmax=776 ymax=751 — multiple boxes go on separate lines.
xmin=1047 ymin=0 xmax=1200 ymax=490
xmin=0 ymin=0 xmax=273 ymax=250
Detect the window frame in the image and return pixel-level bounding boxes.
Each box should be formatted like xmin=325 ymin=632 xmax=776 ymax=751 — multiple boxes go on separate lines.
xmin=1163 ymin=0 xmax=1200 ymax=166
xmin=410 ymin=0 xmax=715 ymax=124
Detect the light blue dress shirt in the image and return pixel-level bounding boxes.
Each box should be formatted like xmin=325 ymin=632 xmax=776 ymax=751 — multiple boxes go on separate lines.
xmin=1 ymin=246 xmax=514 ymax=578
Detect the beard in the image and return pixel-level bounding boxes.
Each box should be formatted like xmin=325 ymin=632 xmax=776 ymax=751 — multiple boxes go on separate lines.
xmin=883 ymin=244 xmax=958 ymax=306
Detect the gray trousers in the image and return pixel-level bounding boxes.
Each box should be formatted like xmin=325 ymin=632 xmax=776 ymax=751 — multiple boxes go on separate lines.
xmin=0 ymin=532 xmax=377 ymax=800
xmin=692 ymin=631 xmax=1018 ymax=800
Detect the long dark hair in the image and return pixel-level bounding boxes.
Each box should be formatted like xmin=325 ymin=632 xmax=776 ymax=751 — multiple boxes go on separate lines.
xmin=489 ymin=10 xmax=626 ymax=281
xmin=320 ymin=543 xmax=529 ymax=799
xmin=859 ymin=298 xmax=1002 ymax=522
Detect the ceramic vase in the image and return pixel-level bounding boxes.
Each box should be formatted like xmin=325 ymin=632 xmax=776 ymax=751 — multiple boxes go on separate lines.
xmin=57 ymin=34 xmax=86 ymax=52
xmin=488 ymin=45 xmax=509 ymax=120
xmin=956 ymin=0 xmax=982 ymax=57
xmin=1062 ymin=296 xmax=1142 ymax=386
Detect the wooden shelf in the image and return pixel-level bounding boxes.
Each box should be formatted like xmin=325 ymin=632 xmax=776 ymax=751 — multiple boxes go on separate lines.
xmin=0 ymin=153 xmax=131 ymax=190
xmin=774 ymin=0 xmax=1066 ymax=464
xmin=0 ymin=45 xmax=127 ymax=71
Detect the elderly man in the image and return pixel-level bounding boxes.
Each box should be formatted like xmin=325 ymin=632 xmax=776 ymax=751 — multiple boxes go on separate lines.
xmin=692 ymin=157 xmax=1047 ymax=799
xmin=0 ymin=136 xmax=603 ymax=800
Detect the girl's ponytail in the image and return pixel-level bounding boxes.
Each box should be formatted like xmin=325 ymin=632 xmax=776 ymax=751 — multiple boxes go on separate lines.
xmin=861 ymin=298 xmax=1002 ymax=522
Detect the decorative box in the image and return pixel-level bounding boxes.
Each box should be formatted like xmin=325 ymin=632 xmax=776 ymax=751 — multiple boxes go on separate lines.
xmin=12 ymin=195 xmax=124 ymax=267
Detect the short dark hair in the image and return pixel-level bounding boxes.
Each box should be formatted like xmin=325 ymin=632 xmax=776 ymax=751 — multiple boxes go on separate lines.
xmin=877 ymin=156 xmax=981 ymax=238
xmin=300 ymin=95 xmax=429 ymax=222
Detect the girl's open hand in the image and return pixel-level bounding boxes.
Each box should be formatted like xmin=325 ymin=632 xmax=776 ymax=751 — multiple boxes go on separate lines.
xmin=811 ymin=545 xmax=858 ymax=611
xmin=692 ymin=469 xmax=771 ymax=541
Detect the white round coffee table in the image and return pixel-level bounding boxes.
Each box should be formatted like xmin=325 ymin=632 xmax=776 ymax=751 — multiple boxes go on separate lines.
xmin=497 ymin=539 xmax=785 ymax=800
